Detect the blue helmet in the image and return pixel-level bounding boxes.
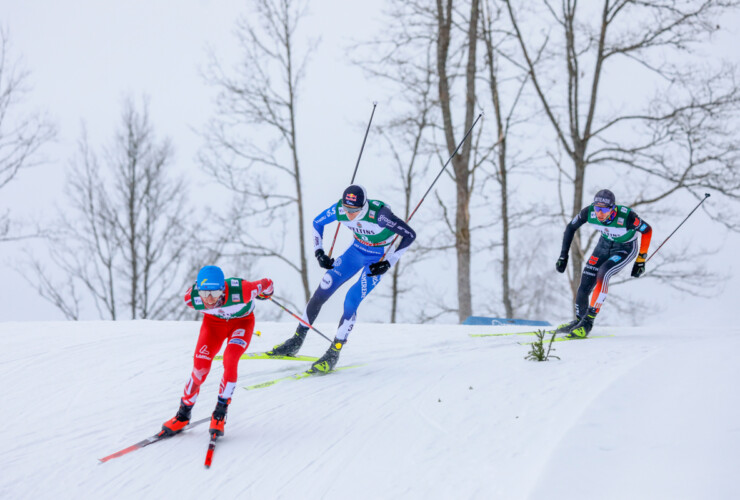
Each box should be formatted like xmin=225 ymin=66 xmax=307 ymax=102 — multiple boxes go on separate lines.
xmin=196 ymin=265 xmax=225 ymax=291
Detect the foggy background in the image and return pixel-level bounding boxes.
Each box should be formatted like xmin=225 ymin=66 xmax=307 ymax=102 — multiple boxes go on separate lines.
xmin=1 ymin=0 xmax=738 ymax=329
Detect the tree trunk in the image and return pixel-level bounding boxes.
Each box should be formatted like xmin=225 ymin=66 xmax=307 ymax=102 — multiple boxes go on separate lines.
xmin=390 ymin=262 xmax=400 ymax=323
xmin=294 ymin=169 xmax=309 ymax=303
xmin=454 ymin=173 xmax=473 ymax=320
xmin=285 ymin=5 xmax=310 ymax=303
xmin=127 ymin=154 xmax=138 ymax=320
xmin=288 ymin=97 xmax=309 ymax=303
xmin=499 ymin=139 xmax=513 ymax=318
xmin=436 ymin=0 xmax=478 ymax=322
xmin=480 ymin=1 xmax=515 ymax=318
xmin=570 ymin=156 xmax=585 ymax=300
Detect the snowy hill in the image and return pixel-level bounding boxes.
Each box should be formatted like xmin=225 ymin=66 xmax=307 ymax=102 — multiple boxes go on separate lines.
xmin=2 ymin=320 xmax=738 ymax=499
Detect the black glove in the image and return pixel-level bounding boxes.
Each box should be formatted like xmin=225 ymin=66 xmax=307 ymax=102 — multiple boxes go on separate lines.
xmin=555 ymin=255 xmax=568 ymax=273
xmin=315 ymin=249 xmax=334 ymax=269
xmin=367 ymin=260 xmax=391 ymax=276
xmin=631 ymin=253 xmax=647 ymax=278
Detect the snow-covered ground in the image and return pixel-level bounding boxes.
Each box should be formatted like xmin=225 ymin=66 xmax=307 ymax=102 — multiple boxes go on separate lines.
xmin=1 ymin=320 xmax=738 ymax=499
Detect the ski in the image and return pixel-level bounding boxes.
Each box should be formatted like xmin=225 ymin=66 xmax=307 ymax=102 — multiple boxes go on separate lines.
xmin=518 ymin=334 xmax=613 ymax=345
xmin=469 ymin=330 xmax=548 ymax=338
xmin=243 ymin=363 xmax=366 ymax=391
xmin=204 ymin=432 xmax=219 ymax=469
xmin=99 ymin=417 xmax=211 ymax=463
xmin=214 ymin=351 xmax=319 ymax=362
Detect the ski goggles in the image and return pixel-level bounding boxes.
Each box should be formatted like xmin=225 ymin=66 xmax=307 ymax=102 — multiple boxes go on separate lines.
xmin=342 ymin=203 xmax=363 ymax=214
xmin=198 ymin=289 xmax=224 ymax=300
xmin=594 ymin=204 xmax=614 ymax=214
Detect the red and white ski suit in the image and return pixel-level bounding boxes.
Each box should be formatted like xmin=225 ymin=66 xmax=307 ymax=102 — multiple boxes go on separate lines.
xmin=180 ymin=277 xmax=273 ymax=405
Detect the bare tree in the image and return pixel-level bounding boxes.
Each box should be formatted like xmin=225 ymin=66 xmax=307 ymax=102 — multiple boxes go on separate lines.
xmin=368 ymin=0 xmax=485 ymax=322
xmin=352 ymin=4 xmax=440 ymax=322
xmin=360 ymin=0 xmax=528 ymax=323
xmin=0 ymin=28 xmax=55 ymax=241
xmin=30 ymin=98 xmax=200 ymax=320
xmin=505 ymin=0 xmax=740 ymax=301
xmin=478 ymin=0 xmax=544 ymax=318
xmin=436 ymin=0 xmax=482 ymax=322
xmin=378 ymin=88 xmax=436 ymax=323
xmin=200 ymin=0 xmax=315 ymax=304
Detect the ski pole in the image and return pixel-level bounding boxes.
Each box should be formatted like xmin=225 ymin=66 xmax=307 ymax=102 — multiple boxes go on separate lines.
xmin=328 ymin=102 xmax=378 ymax=257
xmin=380 ymin=112 xmax=483 ymax=259
xmin=267 ymin=296 xmax=332 ymax=342
xmin=646 ymin=193 xmax=711 ymax=263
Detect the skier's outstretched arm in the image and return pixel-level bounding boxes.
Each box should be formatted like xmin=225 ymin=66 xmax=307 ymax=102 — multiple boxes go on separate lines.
xmin=241 ymin=278 xmax=274 ymax=301
xmin=629 ymin=211 xmax=652 ymax=255
xmin=629 ymin=212 xmax=652 ymax=278
xmin=312 ymin=204 xmax=339 ymax=269
xmin=556 ymin=207 xmax=589 ymax=273
xmin=377 ymin=206 xmax=416 ymax=266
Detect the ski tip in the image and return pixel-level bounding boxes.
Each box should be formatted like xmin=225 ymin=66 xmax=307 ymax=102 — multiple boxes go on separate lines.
xmin=204 ymin=433 xmax=218 ymax=468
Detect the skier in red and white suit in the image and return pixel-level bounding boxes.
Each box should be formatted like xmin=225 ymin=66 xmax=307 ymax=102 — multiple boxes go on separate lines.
xmin=162 ymin=265 xmax=273 ymax=437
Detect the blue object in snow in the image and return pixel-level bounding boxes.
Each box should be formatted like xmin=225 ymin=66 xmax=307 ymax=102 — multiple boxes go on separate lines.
xmin=462 ymin=316 xmax=551 ymax=327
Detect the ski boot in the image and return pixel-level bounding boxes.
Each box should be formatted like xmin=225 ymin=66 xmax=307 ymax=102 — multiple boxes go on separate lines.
xmin=268 ymin=329 xmax=307 ymax=357
xmin=161 ymin=400 xmax=193 ymax=436
xmin=308 ymin=339 xmax=344 ymax=374
xmin=568 ymin=307 xmax=597 ymax=338
xmin=554 ymin=318 xmax=580 ymax=333
xmin=209 ymin=397 xmax=230 ymax=437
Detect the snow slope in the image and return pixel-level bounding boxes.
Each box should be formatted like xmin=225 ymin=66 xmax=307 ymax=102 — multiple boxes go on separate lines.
xmin=1 ymin=320 xmax=738 ymax=499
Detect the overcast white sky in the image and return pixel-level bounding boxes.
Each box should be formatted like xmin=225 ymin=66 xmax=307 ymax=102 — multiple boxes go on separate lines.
xmin=1 ymin=0 xmax=739 ymax=326
xmin=1 ymin=0 xmax=389 ymax=322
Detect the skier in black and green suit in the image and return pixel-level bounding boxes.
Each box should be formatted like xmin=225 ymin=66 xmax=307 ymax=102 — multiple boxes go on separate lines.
xmin=556 ymin=189 xmax=653 ymax=337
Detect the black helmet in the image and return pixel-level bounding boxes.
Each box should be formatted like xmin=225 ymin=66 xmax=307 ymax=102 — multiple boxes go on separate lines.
xmin=342 ymin=184 xmax=367 ymax=212
xmin=593 ymin=189 xmax=616 ymax=208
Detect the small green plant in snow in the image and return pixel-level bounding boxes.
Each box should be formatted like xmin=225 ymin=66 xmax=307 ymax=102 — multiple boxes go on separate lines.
xmin=525 ymin=329 xmax=560 ymax=362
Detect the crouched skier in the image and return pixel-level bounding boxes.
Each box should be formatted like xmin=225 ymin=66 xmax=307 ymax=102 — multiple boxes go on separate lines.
xmin=555 ymin=189 xmax=652 ymax=337
xmin=268 ymin=184 xmax=416 ymax=372
xmin=161 ymin=265 xmax=274 ymax=437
